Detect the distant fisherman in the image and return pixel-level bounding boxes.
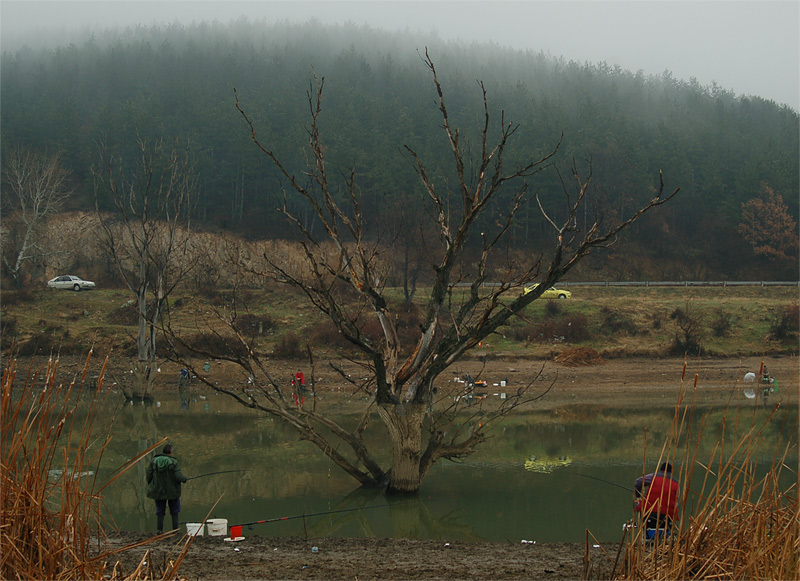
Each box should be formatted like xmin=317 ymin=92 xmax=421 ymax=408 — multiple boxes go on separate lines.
xmin=146 ymin=443 xmax=188 ymax=534
xmin=292 ymin=369 xmax=306 ymax=406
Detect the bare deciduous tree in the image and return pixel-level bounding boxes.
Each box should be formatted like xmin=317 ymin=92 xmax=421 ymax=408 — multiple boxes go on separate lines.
xmin=171 ymin=54 xmax=679 ymax=494
xmin=93 ymin=138 xmax=196 ymax=395
xmin=1 ymin=149 xmax=73 ymax=287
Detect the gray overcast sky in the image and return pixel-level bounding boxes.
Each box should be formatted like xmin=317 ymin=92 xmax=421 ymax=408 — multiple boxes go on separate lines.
xmin=2 ymin=1 xmax=798 ymax=110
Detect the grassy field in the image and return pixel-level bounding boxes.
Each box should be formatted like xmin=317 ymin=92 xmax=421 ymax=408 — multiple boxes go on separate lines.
xmin=1 ymin=284 xmax=797 ymax=361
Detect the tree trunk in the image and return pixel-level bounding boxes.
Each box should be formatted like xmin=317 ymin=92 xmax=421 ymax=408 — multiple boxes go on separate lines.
xmin=135 ymin=286 xmax=155 ymax=395
xmin=9 ymin=225 xmax=34 ymax=288
xmin=136 ymin=289 xmax=149 ymax=361
xmin=149 ymin=275 xmax=165 ymax=364
xmin=132 ymin=360 xmax=155 ymax=396
xmin=377 ymin=402 xmax=427 ymax=494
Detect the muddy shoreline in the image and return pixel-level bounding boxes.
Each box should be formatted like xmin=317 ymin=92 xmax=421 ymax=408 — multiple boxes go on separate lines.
xmin=105 ymin=532 xmax=611 ymax=580
xmin=39 ymin=353 xmax=798 ymax=410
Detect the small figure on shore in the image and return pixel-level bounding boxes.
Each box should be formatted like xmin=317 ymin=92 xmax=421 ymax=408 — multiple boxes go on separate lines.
xmin=760 ymin=364 xmax=773 ymax=405
xmin=146 ymin=443 xmax=188 ymax=534
xmin=634 ymin=462 xmax=679 ymax=538
xmin=462 ymin=373 xmax=476 ymax=405
xmin=292 ymin=369 xmax=306 ymax=407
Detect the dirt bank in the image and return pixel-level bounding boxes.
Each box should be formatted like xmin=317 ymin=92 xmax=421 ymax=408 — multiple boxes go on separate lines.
xmin=105 ymin=532 xmax=612 ymax=580
xmin=44 ymin=352 xmax=797 ymax=411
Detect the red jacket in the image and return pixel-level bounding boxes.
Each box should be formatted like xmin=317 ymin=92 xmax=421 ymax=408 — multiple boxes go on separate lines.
xmin=635 ymin=474 xmax=679 ymax=519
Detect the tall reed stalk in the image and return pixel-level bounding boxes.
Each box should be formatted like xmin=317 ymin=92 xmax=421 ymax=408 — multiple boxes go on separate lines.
xmin=1 ymin=351 xmax=189 ymax=580
xmin=599 ymin=360 xmax=799 ymax=580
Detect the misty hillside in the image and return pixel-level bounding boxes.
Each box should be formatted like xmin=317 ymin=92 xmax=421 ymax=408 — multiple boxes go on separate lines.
xmin=1 ymin=19 xmax=798 ymax=280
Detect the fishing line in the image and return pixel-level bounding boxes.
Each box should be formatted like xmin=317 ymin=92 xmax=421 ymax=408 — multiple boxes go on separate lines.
xmin=575 ymin=471 xmax=702 ymax=502
xmin=233 ymin=502 xmax=413 ymax=528
xmin=572 ymin=472 xmax=634 ymax=493
xmin=187 ymin=469 xmax=246 ymax=481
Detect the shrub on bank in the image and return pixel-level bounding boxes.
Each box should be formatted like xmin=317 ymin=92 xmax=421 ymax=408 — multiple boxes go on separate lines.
xmin=233 ymin=313 xmax=276 ymax=337
xmin=710 ymin=308 xmax=733 ymax=338
xmin=175 ymin=331 xmax=250 ymax=358
xmin=769 ymin=303 xmax=799 ymax=343
xmin=669 ymin=305 xmax=704 ymax=356
xmin=273 ymin=332 xmax=304 ymax=358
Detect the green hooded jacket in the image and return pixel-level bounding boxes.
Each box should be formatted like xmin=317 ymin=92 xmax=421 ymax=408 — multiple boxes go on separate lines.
xmin=146 ymin=453 xmax=187 ymax=500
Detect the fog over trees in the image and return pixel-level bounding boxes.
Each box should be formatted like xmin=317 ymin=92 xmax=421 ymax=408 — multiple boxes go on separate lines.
xmin=1 ymin=19 xmax=798 ymax=282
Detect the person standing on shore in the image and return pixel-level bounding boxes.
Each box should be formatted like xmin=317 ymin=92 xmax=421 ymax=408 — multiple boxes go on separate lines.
xmin=146 ymin=443 xmax=188 ymax=534
xmin=293 ymin=369 xmax=306 ymax=406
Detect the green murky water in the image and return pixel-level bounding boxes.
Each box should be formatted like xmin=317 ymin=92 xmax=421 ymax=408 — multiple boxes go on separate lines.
xmin=71 ymin=389 xmax=796 ymax=543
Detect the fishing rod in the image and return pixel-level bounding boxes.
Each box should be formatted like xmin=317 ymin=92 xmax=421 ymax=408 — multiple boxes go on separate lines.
xmin=187 ymin=470 xmax=246 ymax=481
xmin=574 ymin=471 xmax=702 ymax=502
xmin=573 ymin=472 xmax=634 ymax=493
xmin=234 ymin=502 xmax=394 ymax=528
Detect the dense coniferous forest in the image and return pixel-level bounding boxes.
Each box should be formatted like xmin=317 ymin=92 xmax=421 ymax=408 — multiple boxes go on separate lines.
xmin=2 ymin=20 xmax=798 ymax=280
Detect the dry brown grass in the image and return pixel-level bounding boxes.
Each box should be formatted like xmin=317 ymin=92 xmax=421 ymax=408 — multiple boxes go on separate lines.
xmin=553 ymin=347 xmax=606 ymax=367
xmin=0 ymin=350 xmax=198 ymax=580
xmin=584 ymin=362 xmax=799 ymax=580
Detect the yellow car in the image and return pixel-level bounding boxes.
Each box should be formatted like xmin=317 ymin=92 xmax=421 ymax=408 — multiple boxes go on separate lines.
xmin=523 ymin=284 xmax=572 ymax=299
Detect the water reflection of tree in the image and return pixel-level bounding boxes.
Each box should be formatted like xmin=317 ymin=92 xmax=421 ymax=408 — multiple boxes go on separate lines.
xmin=415 ymin=502 xmax=482 ymax=542
xmin=126 ymin=399 xmax=160 ymax=531
xmin=387 ymin=498 xmax=481 ymax=541
xmin=179 ymin=383 xmax=191 ymax=410
xmin=308 ymin=488 xmax=480 ymax=541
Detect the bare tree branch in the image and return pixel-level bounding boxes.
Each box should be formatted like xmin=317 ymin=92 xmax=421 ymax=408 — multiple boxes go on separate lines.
xmin=93 ymin=137 xmax=197 ymax=394
xmin=1 ymin=148 xmax=73 ymax=286
xmin=177 ymin=54 xmax=680 ymax=493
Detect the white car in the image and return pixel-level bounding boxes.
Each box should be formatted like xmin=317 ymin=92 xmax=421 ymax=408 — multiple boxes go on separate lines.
xmin=48 ymin=275 xmax=96 ymax=291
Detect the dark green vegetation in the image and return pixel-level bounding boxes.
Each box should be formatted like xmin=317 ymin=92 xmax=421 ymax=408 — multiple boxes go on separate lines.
xmin=3 ymin=285 xmax=797 ymax=360
xmin=1 ymin=20 xmax=798 ymax=281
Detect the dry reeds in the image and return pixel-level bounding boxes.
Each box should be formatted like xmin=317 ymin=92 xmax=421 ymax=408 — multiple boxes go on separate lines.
xmin=0 ymin=351 xmax=191 ymax=580
xmin=602 ymin=361 xmax=799 ymax=580
xmin=554 ymin=347 xmax=606 ymax=367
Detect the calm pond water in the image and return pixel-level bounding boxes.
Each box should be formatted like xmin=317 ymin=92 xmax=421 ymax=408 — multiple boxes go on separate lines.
xmin=75 ymin=388 xmax=796 ymax=543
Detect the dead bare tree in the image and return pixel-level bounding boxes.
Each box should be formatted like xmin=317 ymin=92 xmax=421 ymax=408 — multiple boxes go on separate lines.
xmin=171 ymin=53 xmax=679 ymax=494
xmin=1 ymin=148 xmax=73 ymax=287
xmin=93 ymin=137 xmax=196 ymax=395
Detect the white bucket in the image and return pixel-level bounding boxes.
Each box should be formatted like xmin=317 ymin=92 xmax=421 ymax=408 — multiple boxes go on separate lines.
xmin=186 ymin=522 xmax=204 ymax=537
xmin=206 ymin=518 xmax=228 ymax=537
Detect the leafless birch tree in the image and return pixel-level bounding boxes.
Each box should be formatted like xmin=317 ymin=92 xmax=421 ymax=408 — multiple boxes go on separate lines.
xmin=1 ymin=149 xmax=73 ymax=287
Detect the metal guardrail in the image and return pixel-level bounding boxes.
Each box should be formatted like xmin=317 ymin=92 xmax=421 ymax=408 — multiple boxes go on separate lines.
xmin=456 ymin=281 xmax=799 ymax=288
xmin=558 ymin=281 xmax=800 ymax=287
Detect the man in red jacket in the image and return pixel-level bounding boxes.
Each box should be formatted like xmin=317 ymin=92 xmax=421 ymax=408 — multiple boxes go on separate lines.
xmin=634 ymin=462 xmax=680 ymax=533
xmin=293 ymin=369 xmax=306 ymax=406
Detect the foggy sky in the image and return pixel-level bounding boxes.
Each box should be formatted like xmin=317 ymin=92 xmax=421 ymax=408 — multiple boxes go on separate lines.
xmin=2 ymin=1 xmax=798 ymax=111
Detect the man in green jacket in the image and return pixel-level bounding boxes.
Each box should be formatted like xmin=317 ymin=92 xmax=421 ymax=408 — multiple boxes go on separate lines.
xmin=146 ymin=443 xmax=188 ymax=534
